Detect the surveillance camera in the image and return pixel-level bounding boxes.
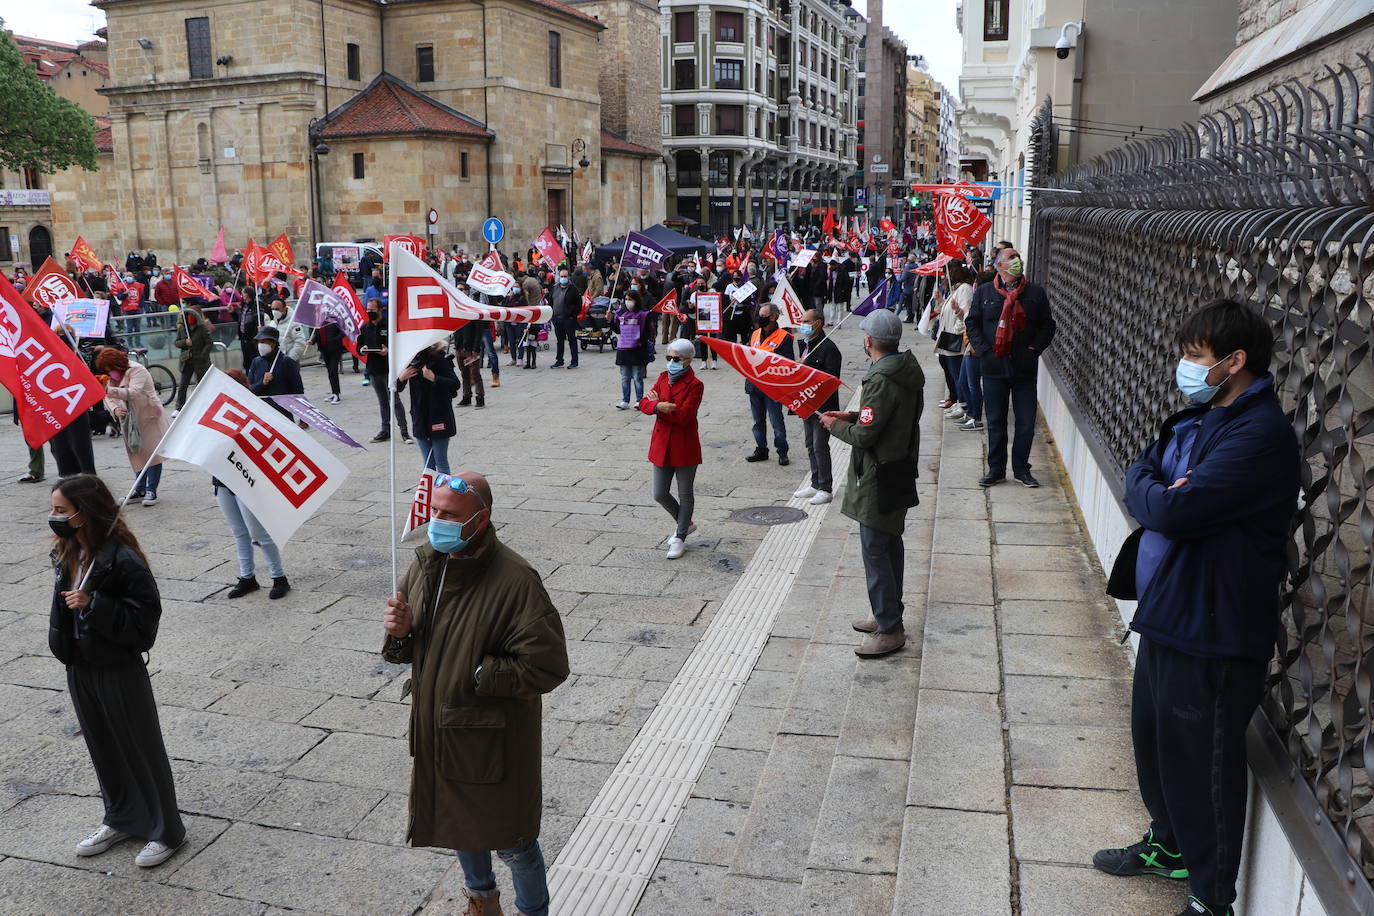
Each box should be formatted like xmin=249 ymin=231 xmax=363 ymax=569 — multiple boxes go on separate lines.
xmin=1054 ymin=21 xmax=1082 ymax=59
xmin=1055 ymin=40 xmax=1071 ymax=60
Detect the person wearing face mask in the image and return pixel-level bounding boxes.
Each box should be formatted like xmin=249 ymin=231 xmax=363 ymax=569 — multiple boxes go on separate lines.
xmin=1094 ymin=300 xmax=1300 ymax=916
xmin=794 ymin=309 xmax=841 ymax=506
xmin=266 ymin=299 xmax=310 ymax=363
xmin=744 ymin=303 xmax=793 ymax=465
xmin=820 ymin=310 xmax=925 ymax=658
xmin=613 ymin=291 xmax=652 ymax=409
xmin=965 ymin=248 xmax=1057 ymax=488
xmin=397 ymin=340 xmax=460 ymax=475
xmin=357 ymin=301 xmax=412 ymax=444
xmin=383 ymin=471 xmax=569 ymax=916
xmin=172 ymin=305 xmax=213 ymax=412
xmin=248 ymin=325 xmax=305 ymax=417
xmin=641 ymin=339 xmax=704 ymax=559
xmin=46 ymin=474 xmax=186 ymax=869
xmin=547 ymin=268 xmax=581 ymax=369
xmin=95 ymin=348 xmax=170 ymax=507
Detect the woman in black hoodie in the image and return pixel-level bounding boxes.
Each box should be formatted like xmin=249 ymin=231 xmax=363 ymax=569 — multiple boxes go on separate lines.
xmin=397 ymin=340 xmax=461 ymax=474
xmin=47 ymin=474 xmax=185 ymax=868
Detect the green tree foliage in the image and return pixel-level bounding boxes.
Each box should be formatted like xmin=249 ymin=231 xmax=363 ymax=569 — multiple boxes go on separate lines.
xmin=0 ymin=29 xmax=99 ymax=173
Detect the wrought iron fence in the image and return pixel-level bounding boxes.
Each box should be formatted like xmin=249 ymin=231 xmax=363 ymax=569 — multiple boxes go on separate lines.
xmin=1027 ymin=60 xmax=1374 ymax=891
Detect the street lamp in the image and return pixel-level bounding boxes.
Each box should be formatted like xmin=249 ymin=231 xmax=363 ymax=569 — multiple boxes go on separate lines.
xmin=307 ymin=117 xmax=331 ymax=255
xmin=570 ymin=138 xmax=589 ymax=239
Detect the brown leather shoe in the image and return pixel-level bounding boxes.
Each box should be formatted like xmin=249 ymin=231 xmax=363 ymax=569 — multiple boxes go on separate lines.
xmin=856 ymin=629 xmax=907 ymax=658
xmin=852 ymin=616 xmax=879 ymax=633
xmin=462 ymin=888 xmax=503 ymax=916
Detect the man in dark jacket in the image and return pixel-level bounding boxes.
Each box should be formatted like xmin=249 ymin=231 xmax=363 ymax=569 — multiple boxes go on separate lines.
xmin=173 ymin=306 xmax=213 ymax=411
xmin=821 ymin=309 xmax=924 ymax=658
xmin=547 ymin=267 xmax=581 ymax=369
xmin=964 ymin=248 xmax=1056 ymax=487
xmin=1093 ymin=299 xmax=1300 ymax=916
xmin=383 ymin=471 xmax=568 ymax=916
xmin=794 ymin=308 xmax=841 ymax=505
xmin=248 ymin=326 xmax=304 ymax=418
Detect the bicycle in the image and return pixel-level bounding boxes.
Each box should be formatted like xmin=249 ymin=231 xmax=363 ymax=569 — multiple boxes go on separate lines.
xmin=129 ymin=348 xmax=179 ymax=406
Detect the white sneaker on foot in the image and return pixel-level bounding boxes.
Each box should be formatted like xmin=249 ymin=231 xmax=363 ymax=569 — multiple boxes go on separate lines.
xmin=77 ymin=824 xmax=130 ymax=856
xmin=809 ymin=490 xmax=832 ymax=505
xmin=793 ymin=485 xmax=818 ymax=499
xmin=666 ymin=537 xmax=685 ymax=559
xmin=135 ymin=840 xmax=179 ymax=867
xmin=142 ymin=493 xmax=158 ymax=507
xmin=614 ymin=401 xmax=631 ymax=410
xmin=946 ymin=408 xmax=965 ymax=421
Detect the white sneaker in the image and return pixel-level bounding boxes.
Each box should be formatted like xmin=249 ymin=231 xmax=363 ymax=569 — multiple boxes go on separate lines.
xmin=169 ymin=409 xmax=180 ymax=419
xmin=142 ymin=493 xmax=158 ymax=507
xmin=135 ymin=840 xmax=179 ymax=867
xmin=946 ymin=408 xmax=966 ymax=421
xmin=809 ymin=490 xmax=832 ymax=505
xmin=76 ymin=824 xmax=130 ymax=856
xmin=793 ymin=485 xmax=818 ymax=499
xmin=665 ymin=537 xmax=685 ymax=559
xmin=614 ymin=401 xmax=631 ymax=410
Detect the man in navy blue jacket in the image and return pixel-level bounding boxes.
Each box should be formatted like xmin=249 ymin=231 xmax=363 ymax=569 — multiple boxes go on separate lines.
xmin=1094 ymin=299 xmax=1300 ymax=916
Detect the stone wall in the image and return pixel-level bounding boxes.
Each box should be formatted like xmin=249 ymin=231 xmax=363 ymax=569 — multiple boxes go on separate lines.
xmin=1236 ymin=0 xmax=1309 ymax=45
xmin=570 ymin=0 xmax=663 ymax=152
xmin=600 ymin=152 xmax=666 ymax=240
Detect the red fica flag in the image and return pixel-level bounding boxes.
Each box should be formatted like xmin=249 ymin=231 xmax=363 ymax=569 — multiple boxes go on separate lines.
xmin=383 ymin=234 xmax=426 ymax=263
xmin=533 ymin=228 xmax=566 ymax=268
xmin=332 ymin=272 xmax=368 ymax=365
xmin=651 ymin=288 xmax=683 ymax=320
xmin=172 ymin=266 xmax=216 ymax=300
xmin=156 ymin=366 xmax=350 ymax=546
xmin=700 ymin=336 xmax=842 ymax=420
xmin=68 ymin=236 xmax=103 ymax=271
xmin=0 ymin=274 xmax=106 ymax=448
xmin=24 ymin=257 xmax=83 ymax=308
xmin=935 ymin=190 xmax=993 ymax=258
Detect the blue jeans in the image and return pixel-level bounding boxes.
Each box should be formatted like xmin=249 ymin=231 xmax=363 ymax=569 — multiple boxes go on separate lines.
xmin=959 ymin=356 xmax=983 ymax=421
xmin=414 ymin=435 xmax=451 ymax=475
xmin=456 ymin=841 xmax=549 ymax=916
xmin=480 ymin=328 xmax=500 ymax=373
xmin=747 ymin=383 xmax=788 ymax=455
xmin=132 ymin=462 xmax=162 ymax=496
xmin=981 ymin=374 xmax=1038 ymax=477
xmin=619 ymin=364 xmax=646 ymax=403
xmin=215 ymin=486 xmax=285 ymax=579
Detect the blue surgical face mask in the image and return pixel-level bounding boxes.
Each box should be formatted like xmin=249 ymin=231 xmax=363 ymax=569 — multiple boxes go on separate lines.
xmin=427 ymin=512 xmax=481 ymax=554
xmin=558 ymin=277 xmax=569 ymax=286
xmin=798 ymin=324 xmax=815 ymax=339
xmin=666 ymin=361 xmax=687 ymax=378
xmin=1175 ymin=353 xmax=1233 ymax=404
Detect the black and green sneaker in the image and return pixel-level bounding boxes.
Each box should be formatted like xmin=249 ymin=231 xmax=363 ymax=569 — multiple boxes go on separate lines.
xmin=1092 ymin=829 xmax=1188 ymax=879
xmin=1176 ymin=896 xmax=1233 ymax=916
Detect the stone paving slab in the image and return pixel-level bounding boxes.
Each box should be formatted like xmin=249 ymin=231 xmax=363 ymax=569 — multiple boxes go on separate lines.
xmin=1017 ymin=862 xmax=1186 ymax=915
xmin=892 ymin=808 xmax=1012 ymax=916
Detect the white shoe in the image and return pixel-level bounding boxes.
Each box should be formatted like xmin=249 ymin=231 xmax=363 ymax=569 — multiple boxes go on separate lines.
xmin=946 ymin=408 xmax=965 ymax=421
xmin=142 ymin=493 xmax=158 ymax=507
xmin=665 ymin=537 xmax=685 ymax=559
xmin=614 ymin=401 xmax=631 ymax=410
xmin=135 ymin=840 xmax=179 ymax=867
xmin=809 ymin=490 xmax=832 ymax=505
xmin=793 ymin=485 xmax=818 ymax=499
xmin=76 ymin=824 xmax=130 ymax=856
xmin=169 ymin=410 xmax=180 ymax=419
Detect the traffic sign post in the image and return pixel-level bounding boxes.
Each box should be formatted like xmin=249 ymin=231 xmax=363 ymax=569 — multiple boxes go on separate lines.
xmin=482 ymin=217 xmax=505 ymax=246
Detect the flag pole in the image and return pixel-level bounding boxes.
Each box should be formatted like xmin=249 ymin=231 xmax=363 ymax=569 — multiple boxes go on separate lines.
xmin=387 ymin=250 xmax=399 ymax=598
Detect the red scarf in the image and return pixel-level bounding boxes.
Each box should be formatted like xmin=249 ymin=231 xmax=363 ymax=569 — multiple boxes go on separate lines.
xmin=993 ymin=276 xmax=1026 ymax=357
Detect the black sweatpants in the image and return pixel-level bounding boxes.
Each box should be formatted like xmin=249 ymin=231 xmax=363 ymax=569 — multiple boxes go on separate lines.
xmin=1132 ymin=636 xmax=1265 ymax=909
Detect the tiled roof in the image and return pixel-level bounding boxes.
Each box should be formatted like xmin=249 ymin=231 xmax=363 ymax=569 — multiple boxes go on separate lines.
xmin=600 ymin=127 xmax=660 ymax=159
xmin=317 ymin=73 xmax=494 ymax=141
xmin=93 ymin=116 xmax=112 ymax=152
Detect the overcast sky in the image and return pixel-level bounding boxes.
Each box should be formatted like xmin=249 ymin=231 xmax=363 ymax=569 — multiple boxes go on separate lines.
xmin=5 ymin=0 xmax=964 ymax=97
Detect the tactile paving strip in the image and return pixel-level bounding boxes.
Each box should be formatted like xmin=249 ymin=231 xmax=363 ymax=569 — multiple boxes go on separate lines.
xmin=548 ymin=406 xmax=857 ymax=914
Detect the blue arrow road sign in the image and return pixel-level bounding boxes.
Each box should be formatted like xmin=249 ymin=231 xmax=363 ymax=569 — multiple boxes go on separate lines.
xmin=482 ymin=217 xmax=505 ymax=245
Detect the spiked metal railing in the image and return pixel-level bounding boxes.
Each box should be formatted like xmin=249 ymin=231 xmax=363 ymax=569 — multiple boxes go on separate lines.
xmin=1027 ymin=59 xmax=1374 ymax=898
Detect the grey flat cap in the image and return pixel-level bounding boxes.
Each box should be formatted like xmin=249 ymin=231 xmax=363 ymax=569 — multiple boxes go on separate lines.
xmin=860 ymin=309 xmax=903 ymax=343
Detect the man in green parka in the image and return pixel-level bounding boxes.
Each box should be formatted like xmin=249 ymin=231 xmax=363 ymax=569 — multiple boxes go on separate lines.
xmin=821 ymin=309 xmax=925 ymax=658
xmin=383 ymin=471 xmax=569 ymax=916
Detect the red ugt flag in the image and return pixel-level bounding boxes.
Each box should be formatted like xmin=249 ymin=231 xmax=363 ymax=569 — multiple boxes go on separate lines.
xmin=934 ymin=189 xmax=993 ymax=259
xmin=24 ymin=257 xmax=83 ymax=309
xmin=533 ymin=228 xmax=566 ymax=269
xmin=651 ymin=288 xmax=684 ymax=320
xmin=172 ymin=266 xmax=216 ymax=300
xmin=68 ymin=236 xmax=103 ymax=272
xmin=0 ymin=274 xmax=106 ymax=448
xmin=699 ymin=336 xmax=843 ymax=419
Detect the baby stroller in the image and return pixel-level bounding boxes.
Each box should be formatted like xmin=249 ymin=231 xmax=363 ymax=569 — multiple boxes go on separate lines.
xmin=575 ymin=296 xmax=617 ymax=352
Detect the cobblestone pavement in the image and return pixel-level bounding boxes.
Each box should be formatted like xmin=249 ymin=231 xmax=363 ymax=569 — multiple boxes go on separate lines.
xmin=0 ymin=319 xmax=1180 ymax=914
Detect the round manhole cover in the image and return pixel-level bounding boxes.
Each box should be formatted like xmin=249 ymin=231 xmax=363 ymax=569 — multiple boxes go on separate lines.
xmin=729 ymin=506 xmax=808 ymax=526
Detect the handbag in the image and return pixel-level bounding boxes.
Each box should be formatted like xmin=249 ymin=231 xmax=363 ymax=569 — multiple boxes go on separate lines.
xmin=871 ymin=397 xmax=922 ymax=514
xmin=915 ymin=303 xmax=934 ymax=337
xmin=935 ymin=330 xmax=963 ymax=352
xmin=122 ymin=409 xmax=142 ymax=454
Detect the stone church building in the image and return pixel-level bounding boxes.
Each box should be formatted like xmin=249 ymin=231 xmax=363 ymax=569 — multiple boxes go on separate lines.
xmin=51 ymin=0 xmax=665 ymax=265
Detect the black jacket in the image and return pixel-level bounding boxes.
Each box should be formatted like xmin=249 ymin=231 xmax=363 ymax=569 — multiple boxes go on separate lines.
xmin=357 ymin=320 xmax=390 ymax=378
xmin=398 ymin=350 xmax=460 ymax=439
xmin=799 ymin=334 xmax=842 ymax=412
xmin=965 ymin=279 xmax=1056 ymax=379
xmin=49 ymin=541 xmax=162 ymax=667
xmin=548 ymin=284 xmax=581 ymax=320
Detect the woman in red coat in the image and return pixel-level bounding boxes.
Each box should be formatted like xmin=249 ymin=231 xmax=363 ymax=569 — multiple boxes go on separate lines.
xmin=639 ymin=338 xmax=704 ymax=559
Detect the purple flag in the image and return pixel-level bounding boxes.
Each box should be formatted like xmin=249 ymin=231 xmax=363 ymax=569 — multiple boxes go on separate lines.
xmin=267 ymin=395 xmax=365 ymax=449
xmin=769 ymin=228 xmax=790 ymax=272
xmin=620 ymin=231 xmax=672 ymax=272
xmin=852 ymin=276 xmax=891 ymax=317
xmin=291 ymin=279 xmax=360 ymax=340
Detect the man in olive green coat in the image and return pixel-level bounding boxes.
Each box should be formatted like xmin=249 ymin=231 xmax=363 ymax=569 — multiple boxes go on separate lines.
xmin=173 ymin=304 xmax=213 ymax=410
xmin=821 ymin=309 xmax=925 ymax=658
xmin=383 ymin=471 xmax=569 ymax=916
